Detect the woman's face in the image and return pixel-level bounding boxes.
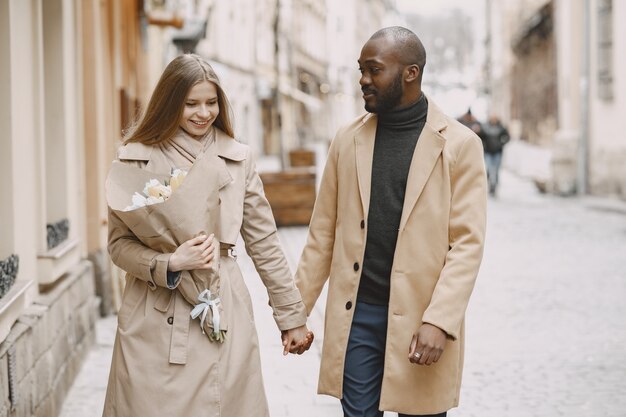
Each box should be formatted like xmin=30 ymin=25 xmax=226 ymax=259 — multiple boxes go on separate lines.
xmin=179 ymin=81 xmax=220 ymax=139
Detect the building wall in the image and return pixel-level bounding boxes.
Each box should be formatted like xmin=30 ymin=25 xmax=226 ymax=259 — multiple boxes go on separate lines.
xmin=488 ymin=0 xmax=555 ymax=134
xmin=199 ymin=0 xmax=261 ymax=150
xmin=0 ymin=262 xmax=98 ymax=417
xmin=588 ymin=0 xmax=626 ymax=198
xmin=289 ymin=0 xmax=329 ymax=149
xmin=0 ymin=0 xmax=101 ymax=415
xmin=0 ymin=0 xmax=163 ymax=413
xmin=490 ymin=0 xmax=626 ymax=199
xmin=552 ymin=0 xmax=626 ymax=198
xmin=326 ymin=0 xmax=360 ymax=134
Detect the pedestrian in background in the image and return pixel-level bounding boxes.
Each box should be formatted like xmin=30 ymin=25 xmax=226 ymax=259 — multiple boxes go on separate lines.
xmin=295 ymin=27 xmax=487 ymax=416
xmin=457 ymin=108 xmax=484 ymax=138
xmin=481 ymin=113 xmax=510 ymax=196
xmin=103 ymin=54 xmax=312 ymax=417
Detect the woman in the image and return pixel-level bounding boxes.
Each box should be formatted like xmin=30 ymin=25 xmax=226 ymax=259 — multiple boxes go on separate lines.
xmin=103 ymin=54 xmax=312 ymax=416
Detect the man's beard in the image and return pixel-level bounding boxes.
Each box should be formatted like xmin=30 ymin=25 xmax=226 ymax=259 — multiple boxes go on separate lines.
xmin=364 ymin=72 xmax=403 ymax=114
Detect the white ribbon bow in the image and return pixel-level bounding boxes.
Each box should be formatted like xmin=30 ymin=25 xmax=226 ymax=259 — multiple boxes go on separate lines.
xmin=190 ymin=289 xmax=221 ymax=335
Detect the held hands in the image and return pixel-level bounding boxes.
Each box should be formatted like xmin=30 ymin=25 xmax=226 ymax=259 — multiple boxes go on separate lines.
xmin=281 ymin=325 xmax=314 ymax=356
xmin=408 ymin=323 xmax=447 ymax=366
xmin=168 ymin=234 xmax=216 ymax=272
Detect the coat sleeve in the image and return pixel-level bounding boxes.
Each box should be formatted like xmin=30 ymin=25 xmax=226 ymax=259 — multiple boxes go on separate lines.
xmin=294 ymin=135 xmax=340 ymax=315
xmin=421 ymin=133 xmax=487 ymax=340
xmin=108 ymin=208 xmax=180 ymax=290
xmin=239 ymin=150 xmax=307 ymax=331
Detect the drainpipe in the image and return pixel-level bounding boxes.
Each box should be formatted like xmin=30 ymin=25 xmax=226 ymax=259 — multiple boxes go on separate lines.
xmin=273 ymin=0 xmax=289 ymax=171
xmin=578 ymin=0 xmax=590 ymax=194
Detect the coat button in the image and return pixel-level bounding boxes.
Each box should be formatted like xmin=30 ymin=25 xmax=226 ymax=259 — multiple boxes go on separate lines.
xmin=353 ymin=262 xmax=359 ymax=271
xmin=167 ymin=316 xmax=174 ymax=325
xmin=345 ymin=301 xmax=353 ymax=310
xmin=360 ymin=220 xmax=365 ymax=229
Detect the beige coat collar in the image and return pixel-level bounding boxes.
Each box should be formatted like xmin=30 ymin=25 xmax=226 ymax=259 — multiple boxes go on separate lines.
xmin=213 ymin=128 xmax=247 ymax=161
xmin=354 ymin=96 xmax=447 ymax=231
xmin=117 ymin=128 xmax=247 ymax=163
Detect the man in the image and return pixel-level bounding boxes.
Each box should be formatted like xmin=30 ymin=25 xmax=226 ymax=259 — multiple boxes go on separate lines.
xmin=295 ymin=27 xmax=487 ymax=416
xmin=457 ymin=108 xmax=484 ymax=137
xmin=481 ymin=114 xmax=510 ymax=196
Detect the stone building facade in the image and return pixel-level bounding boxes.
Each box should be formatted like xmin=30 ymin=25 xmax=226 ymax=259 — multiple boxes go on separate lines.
xmin=487 ymin=0 xmax=626 ymax=199
xmin=554 ymin=0 xmax=626 ymax=197
xmin=0 ymin=0 xmax=160 ymax=415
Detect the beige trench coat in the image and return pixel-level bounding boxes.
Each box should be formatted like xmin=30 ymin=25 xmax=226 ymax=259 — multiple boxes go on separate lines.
xmin=295 ymin=98 xmax=487 ymax=415
xmin=103 ymin=129 xmax=307 ymax=417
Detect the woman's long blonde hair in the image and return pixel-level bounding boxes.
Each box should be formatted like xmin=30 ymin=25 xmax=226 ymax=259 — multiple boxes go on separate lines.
xmin=124 ymin=54 xmax=234 ymax=144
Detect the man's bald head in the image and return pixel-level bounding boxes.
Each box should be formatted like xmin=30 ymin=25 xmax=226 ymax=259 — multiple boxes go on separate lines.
xmin=370 ymin=26 xmax=426 ymax=79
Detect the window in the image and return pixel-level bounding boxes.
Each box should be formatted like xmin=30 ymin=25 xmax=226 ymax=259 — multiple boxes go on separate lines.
xmin=597 ymin=0 xmax=613 ymax=100
xmin=37 ymin=0 xmax=81 ymax=285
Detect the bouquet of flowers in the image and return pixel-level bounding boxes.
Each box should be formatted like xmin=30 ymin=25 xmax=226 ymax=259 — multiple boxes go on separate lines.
xmin=105 ymin=152 xmax=227 ymax=342
xmin=123 ymin=168 xmax=188 ymax=211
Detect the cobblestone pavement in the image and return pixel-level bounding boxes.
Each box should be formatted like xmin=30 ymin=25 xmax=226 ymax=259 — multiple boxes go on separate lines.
xmin=60 ymin=169 xmax=626 ymax=417
xmin=448 ymin=172 xmax=626 ymax=417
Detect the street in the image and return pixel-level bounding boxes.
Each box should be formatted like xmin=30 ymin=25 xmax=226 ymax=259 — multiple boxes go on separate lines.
xmin=60 ymin=169 xmax=626 ymax=417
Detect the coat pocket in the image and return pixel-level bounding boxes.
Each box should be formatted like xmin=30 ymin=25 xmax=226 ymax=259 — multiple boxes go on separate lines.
xmin=117 ymin=275 xmax=147 ymax=331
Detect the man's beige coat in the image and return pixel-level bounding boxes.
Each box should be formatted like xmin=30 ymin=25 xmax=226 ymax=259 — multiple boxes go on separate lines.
xmin=103 ymin=129 xmax=307 ymax=416
xmin=295 ymin=99 xmax=487 ymax=415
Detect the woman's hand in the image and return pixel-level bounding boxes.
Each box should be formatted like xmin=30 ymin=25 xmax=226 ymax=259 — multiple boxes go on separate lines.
xmin=281 ymin=325 xmax=314 ymax=356
xmin=168 ymin=234 xmax=216 ymax=272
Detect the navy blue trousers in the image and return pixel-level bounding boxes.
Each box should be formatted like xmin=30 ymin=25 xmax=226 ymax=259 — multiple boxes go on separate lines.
xmin=341 ymin=302 xmax=447 ymax=417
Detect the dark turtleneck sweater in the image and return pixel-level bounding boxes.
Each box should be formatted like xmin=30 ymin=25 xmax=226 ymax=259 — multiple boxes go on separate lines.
xmin=357 ymin=94 xmax=429 ymax=306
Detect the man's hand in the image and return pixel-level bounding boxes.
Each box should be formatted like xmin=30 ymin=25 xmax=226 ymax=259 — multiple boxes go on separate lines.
xmin=281 ymin=325 xmax=314 ymax=356
xmin=408 ymin=323 xmax=447 ymax=366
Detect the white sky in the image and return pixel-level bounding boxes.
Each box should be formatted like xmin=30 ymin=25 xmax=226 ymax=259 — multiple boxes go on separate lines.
xmin=396 ymin=0 xmax=479 ymax=16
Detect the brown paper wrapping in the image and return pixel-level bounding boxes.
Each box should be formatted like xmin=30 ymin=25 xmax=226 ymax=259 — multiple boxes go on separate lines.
xmin=105 ymin=151 xmax=227 ymax=340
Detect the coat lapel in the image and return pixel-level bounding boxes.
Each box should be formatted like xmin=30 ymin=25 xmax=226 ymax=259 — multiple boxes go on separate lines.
xmin=214 ymin=128 xmax=247 ymax=162
xmin=213 ymin=128 xmax=248 ymax=189
xmin=398 ymin=99 xmax=447 ymax=231
xmin=354 ymin=114 xmax=377 ymax=217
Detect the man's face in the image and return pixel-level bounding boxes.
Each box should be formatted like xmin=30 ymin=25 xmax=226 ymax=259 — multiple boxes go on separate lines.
xmin=358 ymin=37 xmax=405 ymax=114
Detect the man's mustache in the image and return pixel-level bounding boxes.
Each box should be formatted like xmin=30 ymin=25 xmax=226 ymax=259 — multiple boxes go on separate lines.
xmin=361 ymin=88 xmax=376 ymax=95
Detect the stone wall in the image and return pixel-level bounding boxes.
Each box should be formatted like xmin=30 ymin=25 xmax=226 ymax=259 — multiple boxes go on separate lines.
xmin=0 ymin=261 xmax=99 ymax=417
xmin=590 ymin=149 xmax=626 ymax=200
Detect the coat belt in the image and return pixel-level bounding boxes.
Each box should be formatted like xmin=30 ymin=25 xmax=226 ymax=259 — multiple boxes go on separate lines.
xmin=219 ymin=244 xmax=237 ymax=259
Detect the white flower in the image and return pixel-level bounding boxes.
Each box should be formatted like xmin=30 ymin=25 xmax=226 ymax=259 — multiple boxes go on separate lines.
xmin=125 ymin=171 xmax=186 ymax=211
xmin=144 ymin=179 xmax=172 ymax=199
xmin=122 ymin=192 xmax=149 ymax=210
xmin=170 ymin=169 xmax=188 ymax=192
xmin=145 ymin=195 xmax=165 ymax=205
xmin=132 ymin=192 xmax=147 ymax=207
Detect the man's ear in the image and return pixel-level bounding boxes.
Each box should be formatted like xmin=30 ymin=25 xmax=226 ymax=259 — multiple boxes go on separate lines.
xmin=405 ymin=64 xmax=420 ymax=83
